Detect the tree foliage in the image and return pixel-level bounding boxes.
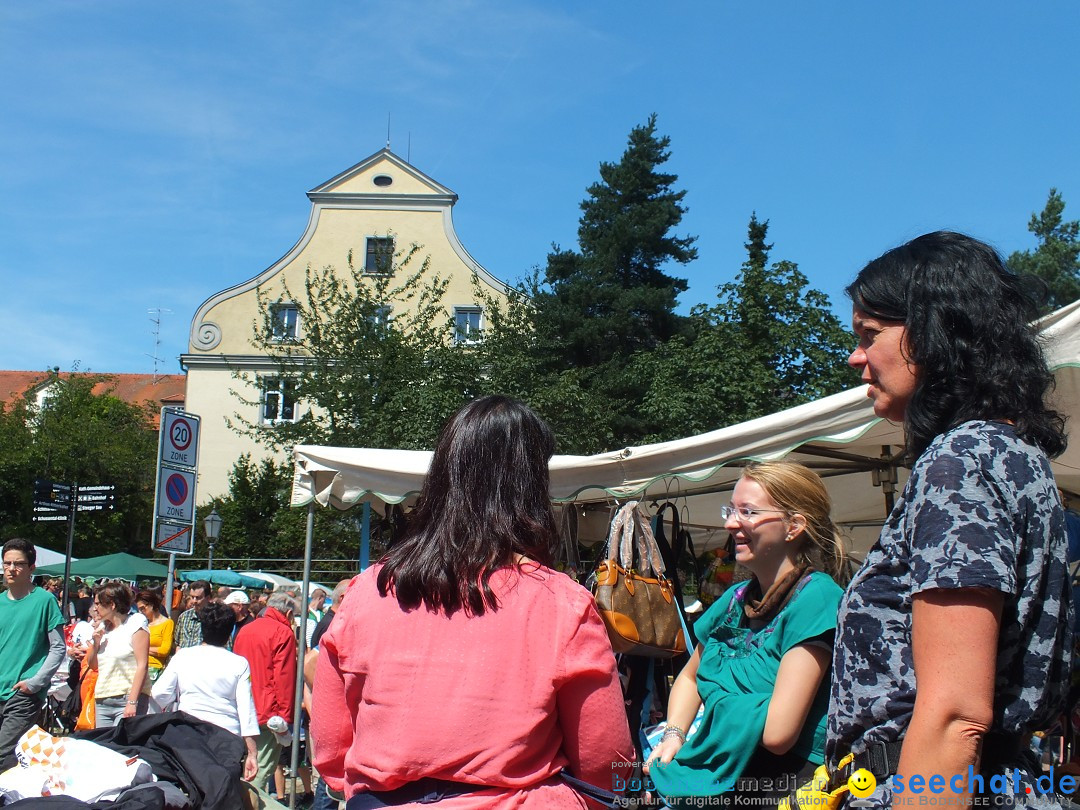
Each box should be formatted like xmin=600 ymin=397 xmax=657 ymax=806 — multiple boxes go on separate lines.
xmin=630 ymin=214 xmax=859 ymax=441
xmin=0 ymin=374 xmax=158 ymax=556
xmin=535 ymin=114 xmax=697 ymax=369
xmin=199 ymin=456 xmax=356 ymax=563
xmin=525 ymin=115 xmax=700 ymax=447
xmin=1008 ymin=189 xmax=1080 ymax=313
xmin=231 ymin=242 xmax=482 ymax=452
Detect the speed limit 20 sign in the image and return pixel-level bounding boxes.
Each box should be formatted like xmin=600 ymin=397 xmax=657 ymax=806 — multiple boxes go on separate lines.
xmin=162 ymin=410 xmax=200 ymax=468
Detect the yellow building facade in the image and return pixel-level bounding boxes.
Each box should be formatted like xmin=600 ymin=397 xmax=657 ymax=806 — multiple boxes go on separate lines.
xmin=181 ymin=148 xmax=512 ymax=499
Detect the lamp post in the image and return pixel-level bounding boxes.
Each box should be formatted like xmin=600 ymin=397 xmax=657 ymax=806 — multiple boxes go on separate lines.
xmin=204 ymin=507 xmax=222 ymax=572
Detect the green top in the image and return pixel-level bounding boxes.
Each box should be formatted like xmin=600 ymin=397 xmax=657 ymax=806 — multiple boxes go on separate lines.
xmin=0 ymin=586 xmax=64 ymax=701
xmin=651 ymin=572 xmax=842 ymax=800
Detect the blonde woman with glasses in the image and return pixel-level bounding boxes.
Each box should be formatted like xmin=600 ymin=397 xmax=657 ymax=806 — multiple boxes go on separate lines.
xmin=646 ymin=462 xmax=849 ymax=808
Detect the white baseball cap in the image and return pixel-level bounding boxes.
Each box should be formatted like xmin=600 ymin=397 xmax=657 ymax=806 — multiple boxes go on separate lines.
xmin=223 ymin=591 xmax=250 ymax=605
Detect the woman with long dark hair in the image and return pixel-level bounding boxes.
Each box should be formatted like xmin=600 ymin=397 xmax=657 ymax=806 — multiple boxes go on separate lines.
xmin=311 ymin=395 xmax=633 ymax=809
xmin=827 ymin=231 xmax=1071 ymax=807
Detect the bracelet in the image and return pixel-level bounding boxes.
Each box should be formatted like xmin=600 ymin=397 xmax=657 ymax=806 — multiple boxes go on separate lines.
xmin=661 ymin=724 xmax=687 ymax=743
xmin=126 ymin=699 xmax=138 ymax=705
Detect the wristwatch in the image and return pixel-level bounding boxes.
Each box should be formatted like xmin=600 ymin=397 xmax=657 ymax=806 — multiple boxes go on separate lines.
xmin=126 ymin=699 xmax=138 ymax=705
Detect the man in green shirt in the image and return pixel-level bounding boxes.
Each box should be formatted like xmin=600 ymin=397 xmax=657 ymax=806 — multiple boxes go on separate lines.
xmin=0 ymin=538 xmax=65 ymax=768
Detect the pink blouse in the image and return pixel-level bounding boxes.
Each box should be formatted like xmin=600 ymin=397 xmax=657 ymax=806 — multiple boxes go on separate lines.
xmin=311 ymin=563 xmax=634 ymax=808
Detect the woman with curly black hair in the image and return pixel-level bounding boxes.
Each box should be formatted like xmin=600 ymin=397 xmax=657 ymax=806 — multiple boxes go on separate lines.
xmin=826 ymin=231 xmax=1071 ymax=808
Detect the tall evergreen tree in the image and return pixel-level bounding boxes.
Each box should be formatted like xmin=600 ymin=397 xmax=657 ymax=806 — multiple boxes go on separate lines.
xmin=1008 ymin=189 xmax=1080 ymax=313
xmin=536 ymin=114 xmax=697 ymax=368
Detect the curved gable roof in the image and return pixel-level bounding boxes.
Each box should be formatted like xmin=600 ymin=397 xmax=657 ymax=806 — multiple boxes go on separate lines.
xmin=187 ymin=148 xmax=511 ymax=353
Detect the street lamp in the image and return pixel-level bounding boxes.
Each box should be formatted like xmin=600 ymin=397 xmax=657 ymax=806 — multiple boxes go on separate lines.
xmin=204 ymin=507 xmax=223 ymax=572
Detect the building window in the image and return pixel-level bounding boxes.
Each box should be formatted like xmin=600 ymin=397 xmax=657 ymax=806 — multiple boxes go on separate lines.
xmin=262 ymin=377 xmax=298 ymax=423
xmin=454 ymin=307 xmax=483 ymax=345
xmin=270 ymin=304 xmax=299 ymax=341
xmin=365 ymin=237 xmax=395 ymax=275
xmin=373 ymin=174 xmax=393 ymax=187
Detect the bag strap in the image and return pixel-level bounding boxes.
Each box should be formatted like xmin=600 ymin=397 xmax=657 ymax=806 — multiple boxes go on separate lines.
xmin=629 ymin=503 xmax=666 ymax=578
xmin=559 ymin=770 xmax=620 ymax=808
xmin=608 ymin=501 xmax=644 ymax=571
xmin=652 ymin=502 xmax=680 ymax=572
xmin=652 ymin=503 xmax=697 ymax=648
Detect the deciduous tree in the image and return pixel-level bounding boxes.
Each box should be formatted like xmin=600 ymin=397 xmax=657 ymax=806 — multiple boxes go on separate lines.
xmin=0 ymin=373 xmax=158 ymax=555
xmin=231 ymin=243 xmax=484 ymax=453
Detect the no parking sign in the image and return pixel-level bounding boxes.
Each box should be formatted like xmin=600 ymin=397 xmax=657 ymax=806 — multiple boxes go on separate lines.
xmin=156 ymin=467 xmax=196 ymax=523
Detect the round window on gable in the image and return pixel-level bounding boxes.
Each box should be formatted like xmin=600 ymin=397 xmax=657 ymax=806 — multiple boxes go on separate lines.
xmin=373 ymin=174 xmax=393 ymax=187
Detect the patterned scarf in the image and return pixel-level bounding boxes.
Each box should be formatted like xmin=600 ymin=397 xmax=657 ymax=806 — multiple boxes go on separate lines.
xmin=742 ymin=562 xmax=812 ymax=621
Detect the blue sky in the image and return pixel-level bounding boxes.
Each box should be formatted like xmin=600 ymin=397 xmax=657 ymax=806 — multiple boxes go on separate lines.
xmin=2 ymin=1 xmax=1078 ymax=374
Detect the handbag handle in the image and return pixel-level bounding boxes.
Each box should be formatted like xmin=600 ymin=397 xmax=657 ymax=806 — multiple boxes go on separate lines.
xmin=632 ymin=506 xmax=666 ymax=578
xmin=602 ymin=501 xmax=668 ymax=580
xmin=609 ymin=501 xmax=666 ymax=578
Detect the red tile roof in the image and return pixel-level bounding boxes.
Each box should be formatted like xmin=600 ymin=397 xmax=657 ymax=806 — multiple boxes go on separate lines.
xmin=0 ymin=372 xmax=185 ymax=428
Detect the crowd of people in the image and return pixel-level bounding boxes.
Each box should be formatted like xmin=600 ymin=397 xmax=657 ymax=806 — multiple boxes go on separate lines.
xmin=0 ymin=231 xmax=1076 ymax=809
xmin=0 ymin=553 xmax=340 ymax=805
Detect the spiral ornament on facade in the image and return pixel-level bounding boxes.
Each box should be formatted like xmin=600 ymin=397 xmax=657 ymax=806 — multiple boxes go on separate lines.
xmin=193 ymin=321 xmax=222 ymax=350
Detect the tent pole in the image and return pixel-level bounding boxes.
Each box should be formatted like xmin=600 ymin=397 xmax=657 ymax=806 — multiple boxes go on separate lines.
xmin=359 ymin=501 xmax=371 ymax=571
xmin=873 ymin=445 xmax=898 ymax=515
xmin=289 ymin=502 xmax=315 ymax=810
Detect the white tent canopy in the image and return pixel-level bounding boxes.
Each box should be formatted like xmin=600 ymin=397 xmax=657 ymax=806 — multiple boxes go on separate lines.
xmin=292 ymin=299 xmax=1080 ymax=555
xmin=33 ymin=545 xmax=76 ymax=569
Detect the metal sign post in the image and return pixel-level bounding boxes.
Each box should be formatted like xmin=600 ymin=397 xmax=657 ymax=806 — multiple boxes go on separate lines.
xmin=61 ymin=484 xmax=76 ymax=618
xmin=33 ymin=480 xmax=115 ymax=617
xmin=152 ymin=408 xmax=201 ymax=611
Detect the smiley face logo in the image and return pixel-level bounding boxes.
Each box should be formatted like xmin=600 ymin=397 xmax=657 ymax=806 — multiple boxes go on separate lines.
xmin=848 ymin=768 xmax=877 ymax=798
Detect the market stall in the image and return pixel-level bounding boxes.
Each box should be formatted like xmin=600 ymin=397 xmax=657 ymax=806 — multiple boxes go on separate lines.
xmin=35 ymin=552 xmax=170 ymax=581
xmin=290 ymin=299 xmax=1080 ymax=555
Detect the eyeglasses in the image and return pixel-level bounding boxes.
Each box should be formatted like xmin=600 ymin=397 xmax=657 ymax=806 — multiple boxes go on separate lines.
xmin=2 ymin=560 xmax=28 ymax=569
xmin=720 ymin=505 xmax=789 ymax=523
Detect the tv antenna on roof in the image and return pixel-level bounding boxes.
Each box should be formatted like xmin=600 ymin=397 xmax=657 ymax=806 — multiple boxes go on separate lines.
xmin=386 ymin=112 xmax=391 ymax=149
xmin=146 ymin=308 xmax=172 ymax=384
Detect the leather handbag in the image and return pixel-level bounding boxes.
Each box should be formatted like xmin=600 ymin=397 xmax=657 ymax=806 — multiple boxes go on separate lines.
xmin=591 ymin=501 xmax=687 ymax=658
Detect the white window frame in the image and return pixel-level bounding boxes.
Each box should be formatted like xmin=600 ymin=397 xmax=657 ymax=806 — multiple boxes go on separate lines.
xmin=269 ymin=303 xmax=299 ymax=342
xmin=261 ymin=377 xmax=299 ymax=424
xmin=453 ymin=306 xmax=483 ymax=345
xmin=364 ymin=237 xmax=395 ymax=276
